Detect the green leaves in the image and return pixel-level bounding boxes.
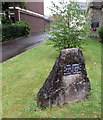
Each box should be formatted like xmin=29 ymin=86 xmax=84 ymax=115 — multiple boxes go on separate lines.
xmin=98 ymin=26 xmax=103 ymax=42
xmin=2 ymin=21 xmax=30 ymax=42
xmin=46 ymin=0 xmax=92 ymax=51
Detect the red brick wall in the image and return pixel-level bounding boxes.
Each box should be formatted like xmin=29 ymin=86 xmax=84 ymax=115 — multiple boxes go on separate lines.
xmin=26 ymin=2 xmax=44 ymax=15
xmin=20 ymin=11 xmax=45 ymax=35
xmin=20 ymin=2 xmax=45 ymax=34
xmin=13 ymin=2 xmax=50 ymax=35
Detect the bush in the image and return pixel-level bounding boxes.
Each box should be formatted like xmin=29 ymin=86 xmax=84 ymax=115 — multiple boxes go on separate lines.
xmin=2 ymin=21 xmax=30 ymax=42
xmin=98 ymin=26 xmax=103 ymax=42
xmin=16 ymin=21 xmax=30 ymax=36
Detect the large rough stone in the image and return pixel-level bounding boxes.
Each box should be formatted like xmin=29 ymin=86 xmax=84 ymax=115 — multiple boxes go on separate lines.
xmin=37 ymin=48 xmax=91 ymax=108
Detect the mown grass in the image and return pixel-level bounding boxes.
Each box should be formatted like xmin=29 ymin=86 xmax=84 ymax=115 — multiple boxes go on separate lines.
xmin=2 ymin=39 xmax=102 ymax=118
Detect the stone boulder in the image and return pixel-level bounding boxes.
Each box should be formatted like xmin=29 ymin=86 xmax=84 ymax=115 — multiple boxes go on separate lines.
xmin=37 ymin=48 xmax=91 ymax=108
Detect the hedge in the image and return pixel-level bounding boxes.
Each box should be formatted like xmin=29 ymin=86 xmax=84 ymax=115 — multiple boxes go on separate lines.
xmin=2 ymin=21 xmax=30 ymax=42
xmin=98 ymin=26 xmax=103 ymax=42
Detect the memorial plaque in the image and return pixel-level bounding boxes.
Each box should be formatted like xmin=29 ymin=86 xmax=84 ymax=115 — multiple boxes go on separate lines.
xmin=64 ymin=63 xmax=82 ymax=75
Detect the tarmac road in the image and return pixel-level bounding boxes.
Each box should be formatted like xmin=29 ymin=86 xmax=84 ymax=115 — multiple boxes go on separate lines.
xmin=1 ymin=33 xmax=47 ymax=63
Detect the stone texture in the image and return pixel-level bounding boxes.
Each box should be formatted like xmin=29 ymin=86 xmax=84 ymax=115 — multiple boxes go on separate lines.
xmin=88 ymin=1 xmax=103 ymax=27
xmin=37 ymin=48 xmax=91 ymax=108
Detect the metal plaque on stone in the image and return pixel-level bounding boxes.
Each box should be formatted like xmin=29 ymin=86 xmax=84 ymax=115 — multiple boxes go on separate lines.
xmin=63 ymin=63 xmax=82 ymax=75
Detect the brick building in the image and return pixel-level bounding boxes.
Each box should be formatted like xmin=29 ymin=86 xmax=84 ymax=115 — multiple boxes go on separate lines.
xmin=9 ymin=2 xmax=50 ymax=35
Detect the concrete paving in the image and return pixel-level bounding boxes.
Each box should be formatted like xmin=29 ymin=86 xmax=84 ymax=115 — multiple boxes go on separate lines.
xmin=1 ymin=33 xmax=47 ymax=63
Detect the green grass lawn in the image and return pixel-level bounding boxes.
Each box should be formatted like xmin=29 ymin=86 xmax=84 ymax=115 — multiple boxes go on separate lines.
xmin=2 ymin=39 xmax=102 ymax=118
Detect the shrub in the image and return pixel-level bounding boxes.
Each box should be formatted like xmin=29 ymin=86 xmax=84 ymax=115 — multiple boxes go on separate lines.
xmin=2 ymin=21 xmax=30 ymax=42
xmin=16 ymin=21 xmax=30 ymax=36
xmin=98 ymin=26 xmax=103 ymax=42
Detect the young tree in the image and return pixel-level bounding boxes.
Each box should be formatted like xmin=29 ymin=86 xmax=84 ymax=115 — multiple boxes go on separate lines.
xmin=46 ymin=0 xmax=92 ymax=51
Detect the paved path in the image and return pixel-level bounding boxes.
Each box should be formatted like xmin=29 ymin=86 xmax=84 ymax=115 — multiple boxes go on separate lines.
xmin=1 ymin=33 xmax=47 ymax=63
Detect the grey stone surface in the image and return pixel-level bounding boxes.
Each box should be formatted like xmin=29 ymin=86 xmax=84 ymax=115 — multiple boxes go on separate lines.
xmin=88 ymin=1 xmax=103 ymax=27
xmin=37 ymin=48 xmax=91 ymax=108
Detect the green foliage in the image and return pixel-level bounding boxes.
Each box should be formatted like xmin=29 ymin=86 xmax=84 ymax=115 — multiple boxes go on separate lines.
xmin=98 ymin=26 xmax=103 ymax=42
xmin=46 ymin=0 xmax=92 ymax=51
xmin=1 ymin=14 xmax=11 ymax=24
xmin=16 ymin=21 xmax=30 ymax=36
xmin=2 ymin=21 xmax=30 ymax=42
